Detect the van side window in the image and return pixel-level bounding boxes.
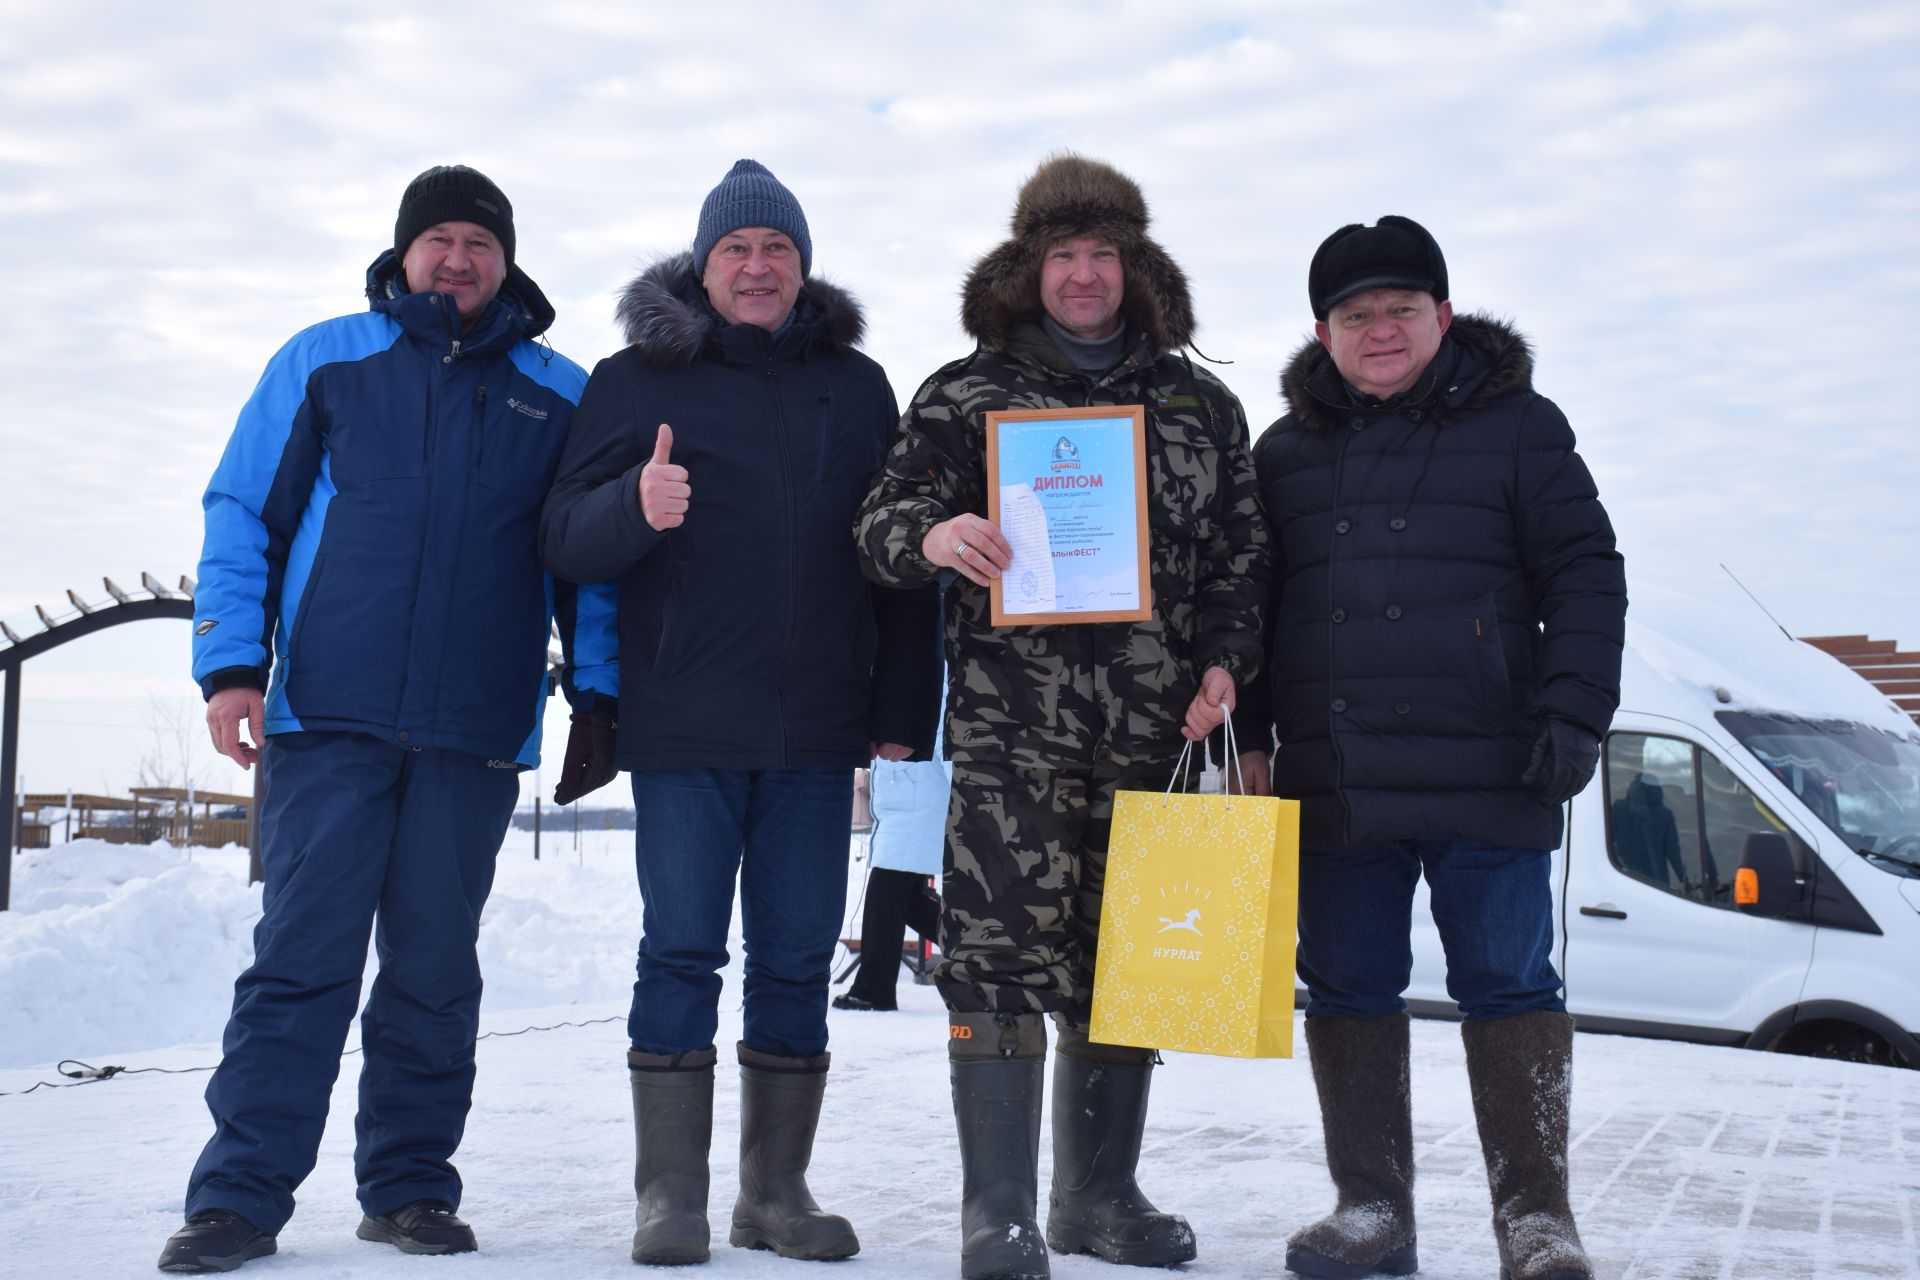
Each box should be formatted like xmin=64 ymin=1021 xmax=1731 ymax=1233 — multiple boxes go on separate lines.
xmin=1604 ymin=734 xmax=1708 ymax=902
xmin=1699 ymin=749 xmax=1812 ymax=889
xmin=1604 ymin=732 xmax=1812 ymax=910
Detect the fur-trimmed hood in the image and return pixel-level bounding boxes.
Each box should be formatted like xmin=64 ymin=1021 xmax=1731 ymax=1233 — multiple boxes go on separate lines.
xmin=1278 ymin=313 xmax=1534 ymax=432
xmin=614 ymin=251 xmax=868 ymax=367
xmin=960 ymin=153 xmax=1195 ymax=354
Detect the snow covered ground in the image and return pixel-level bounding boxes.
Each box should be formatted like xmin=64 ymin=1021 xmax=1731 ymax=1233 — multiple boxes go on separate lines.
xmin=3 ymin=832 xmax=1917 ymax=1278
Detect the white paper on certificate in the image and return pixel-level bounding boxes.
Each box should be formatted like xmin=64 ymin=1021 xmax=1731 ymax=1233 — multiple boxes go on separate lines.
xmin=998 ymin=483 xmax=1058 ymax=612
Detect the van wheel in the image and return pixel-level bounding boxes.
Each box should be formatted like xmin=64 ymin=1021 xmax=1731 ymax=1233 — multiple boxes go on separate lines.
xmin=1770 ymin=1019 xmax=1905 ymax=1068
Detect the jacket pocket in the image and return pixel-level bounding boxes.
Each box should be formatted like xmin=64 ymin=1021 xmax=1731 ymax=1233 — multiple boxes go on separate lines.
xmin=1441 ymin=598 xmax=1513 ymax=727
xmin=472 ymin=390 xmax=563 ymax=503
xmin=646 ymin=562 xmax=689 ymax=688
xmin=1148 ymin=414 xmax=1221 ymax=541
xmin=284 ymin=552 xmax=329 ymax=668
xmin=1473 ymin=599 xmax=1512 ymax=695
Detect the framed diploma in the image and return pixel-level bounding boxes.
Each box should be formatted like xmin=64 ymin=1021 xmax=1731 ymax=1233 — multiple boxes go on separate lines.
xmin=984 ymin=404 xmax=1152 ymax=626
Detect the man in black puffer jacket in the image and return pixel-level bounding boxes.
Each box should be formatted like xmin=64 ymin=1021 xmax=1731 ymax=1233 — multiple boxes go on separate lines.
xmin=1252 ymin=217 xmax=1624 ymax=1280
xmin=539 ymin=160 xmax=937 ymax=1267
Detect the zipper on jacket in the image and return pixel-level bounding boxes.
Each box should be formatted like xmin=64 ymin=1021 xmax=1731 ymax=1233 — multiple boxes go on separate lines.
xmin=419 ymin=297 xmax=461 ymax=465
xmin=767 ymin=357 xmax=796 ymax=765
xmin=431 ymin=288 xmax=464 ymax=366
xmin=813 ymin=388 xmax=834 ymax=485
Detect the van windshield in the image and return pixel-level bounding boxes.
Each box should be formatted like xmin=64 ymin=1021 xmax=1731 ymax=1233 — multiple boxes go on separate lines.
xmin=1718 ymin=712 xmax=1920 ymax=878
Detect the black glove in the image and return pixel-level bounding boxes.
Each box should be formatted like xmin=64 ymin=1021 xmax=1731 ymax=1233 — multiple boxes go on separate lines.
xmin=553 ymin=698 xmax=619 ymax=806
xmin=1520 ymin=716 xmax=1600 ymax=807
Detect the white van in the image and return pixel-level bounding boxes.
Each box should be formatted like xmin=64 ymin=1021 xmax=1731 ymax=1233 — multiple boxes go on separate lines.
xmin=1404 ymin=582 xmax=1920 ymax=1068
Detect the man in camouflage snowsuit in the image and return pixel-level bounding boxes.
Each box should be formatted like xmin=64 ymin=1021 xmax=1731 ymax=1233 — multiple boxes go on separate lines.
xmin=855 ymin=153 xmax=1269 ymax=1280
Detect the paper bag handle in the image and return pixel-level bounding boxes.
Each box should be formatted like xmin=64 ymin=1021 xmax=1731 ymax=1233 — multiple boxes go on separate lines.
xmin=1167 ymin=697 xmax=1244 ymax=804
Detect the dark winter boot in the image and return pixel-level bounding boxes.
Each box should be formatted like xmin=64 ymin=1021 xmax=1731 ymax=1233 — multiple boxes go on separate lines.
xmin=951 ymin=1011 xmax=1051 ymax=1280
xmin=1284 ymin=1014 xmax=1418 ymax=1279
xmin=157 ymin=1209 xmax=276 ymax=1273
xmin=1045 ymin=1024 xmax=1196 ymax=1266
xmin=360 ymin=1205 xmax=480 ymax=1258
xmin=629 ymin=1046 xmax=717 ymax=1266
xmin=1462 ymin=1012 xmax=1593 ymax=1280
xmin=728 ymin=1043 xmax=860 ymax=1260
xmin=355 ymin=1200 xmax=477 ymax=1254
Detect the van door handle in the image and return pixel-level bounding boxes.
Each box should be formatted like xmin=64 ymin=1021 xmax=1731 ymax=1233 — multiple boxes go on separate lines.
xmin=1579 ymin=905 xmax=1628 ymax=920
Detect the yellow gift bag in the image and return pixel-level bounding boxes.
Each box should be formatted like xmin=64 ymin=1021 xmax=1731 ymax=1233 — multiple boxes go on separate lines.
xmin=1090 ymin=723 xmax=1300 ymax=1058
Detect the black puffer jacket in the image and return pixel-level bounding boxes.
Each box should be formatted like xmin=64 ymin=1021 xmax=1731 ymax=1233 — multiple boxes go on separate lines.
xmin=1253 ymin=315 xmax=1625 ymax=853
xmin=540 ymin=254 xmax=938 ymax=770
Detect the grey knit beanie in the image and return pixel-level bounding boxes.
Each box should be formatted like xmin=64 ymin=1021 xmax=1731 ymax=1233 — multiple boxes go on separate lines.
xmin=394 ymin=164 xmax=515 ymax=266
xmin=692 ymin=159 xmax=811 ymax=278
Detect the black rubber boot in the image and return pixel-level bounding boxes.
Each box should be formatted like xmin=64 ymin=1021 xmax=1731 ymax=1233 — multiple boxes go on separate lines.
xmin=1462 ymin=1012 xmax=1593 ymax=1280
xmin=1285 ymin=1014 xmax=1418 ymax=1279
xmin=629 ymin=1046 xmax=717 ymax=1266
xmin=355 ymin=1200 xmax=477 ymax=1254
xmin=728 ymin=1043 xmax=860 ymax=1260
xmin=157 ymin=1210 xmax=276 ymax=1273
xmin=951 ymin=1011 xmax=1051 ymax=1280
xmin=1045 ymin=1024 xmax=1196 ymax=1266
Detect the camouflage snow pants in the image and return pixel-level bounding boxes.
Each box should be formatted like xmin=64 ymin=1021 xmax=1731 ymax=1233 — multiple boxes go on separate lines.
xmin=937 ymin=759 xmax=1174 ymax=1019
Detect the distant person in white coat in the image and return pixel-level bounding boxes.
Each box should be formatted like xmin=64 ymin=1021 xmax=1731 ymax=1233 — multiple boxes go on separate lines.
xmin=836 ymin=726 xmax=950 ymax=1012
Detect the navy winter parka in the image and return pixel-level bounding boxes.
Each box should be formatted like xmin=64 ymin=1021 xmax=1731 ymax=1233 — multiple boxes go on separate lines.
xmin=538 ymin=254 xmax=940 ymax=771
xmin=1252 ymin=315 xmax=1626 ymax=853
xmin=191 ymin=252 xmax=607 ymax=767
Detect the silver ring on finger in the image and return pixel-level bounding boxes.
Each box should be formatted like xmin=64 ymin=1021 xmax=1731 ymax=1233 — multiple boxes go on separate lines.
xmin=955 ymin=541 xmax=970 ymax=558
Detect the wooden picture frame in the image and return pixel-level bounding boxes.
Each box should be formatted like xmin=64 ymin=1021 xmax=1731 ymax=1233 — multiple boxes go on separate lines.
xmin=984 ymin=404 xmax=1152 ymax=627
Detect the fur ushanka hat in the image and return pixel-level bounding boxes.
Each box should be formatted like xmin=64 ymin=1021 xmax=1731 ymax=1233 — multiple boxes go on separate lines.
xmin=959 ymin=152 xmax=1195 ymax=352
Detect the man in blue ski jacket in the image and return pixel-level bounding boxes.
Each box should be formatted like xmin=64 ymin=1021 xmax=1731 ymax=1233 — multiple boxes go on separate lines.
xmin=159 ymin=165 xmax=609 ymax=1274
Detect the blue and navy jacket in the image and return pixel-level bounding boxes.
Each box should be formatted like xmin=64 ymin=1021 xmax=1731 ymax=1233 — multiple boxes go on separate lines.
xmin=192 ymin=251 xmax=614 ymax=767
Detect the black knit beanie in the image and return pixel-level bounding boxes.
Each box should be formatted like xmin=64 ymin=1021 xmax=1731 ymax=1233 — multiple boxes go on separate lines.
xmin=1308 ymin=215 xmax=1447 ymax=320
xmin=692 ymin=159 xmax=811 ymax=278
xmin=394 ymin=165 xmax=516 ymax=267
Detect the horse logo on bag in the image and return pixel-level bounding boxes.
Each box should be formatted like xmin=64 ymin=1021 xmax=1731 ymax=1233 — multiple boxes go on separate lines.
xmin=1149 ymin=885 xmax=1209 ymax=961
xmin=1156 ymin=908 xmax=1202 ymax=936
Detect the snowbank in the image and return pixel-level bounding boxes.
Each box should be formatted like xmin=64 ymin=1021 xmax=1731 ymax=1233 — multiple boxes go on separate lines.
xmin=0 ymin=831 xmax=646 ymax=1070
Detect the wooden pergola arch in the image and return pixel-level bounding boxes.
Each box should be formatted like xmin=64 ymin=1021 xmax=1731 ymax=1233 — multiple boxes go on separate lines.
xmin=1 ymin=574 xmax=199 ymax=910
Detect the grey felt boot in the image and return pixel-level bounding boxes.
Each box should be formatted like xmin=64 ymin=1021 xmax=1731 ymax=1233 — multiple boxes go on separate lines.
xmin=728 ymin=1043 xmax=860 ymax=1260
xmin=1285 ymin=1014 xmax=1417 ymax=1279
xmin=628 ymin=1046 xmax=716 ymax=1266
xmin=951 ymin=1012 xmax=1051 ymax=1280
xmin=1462 ymin=1012 xmax=1593 ymax=1280
xmin=1045 ymin=1024 xmax=1196 ymax=1266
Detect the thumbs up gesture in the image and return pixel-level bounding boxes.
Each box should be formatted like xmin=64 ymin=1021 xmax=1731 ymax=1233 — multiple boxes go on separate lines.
xmin=638 ymin=423 xmax=690 ymax=532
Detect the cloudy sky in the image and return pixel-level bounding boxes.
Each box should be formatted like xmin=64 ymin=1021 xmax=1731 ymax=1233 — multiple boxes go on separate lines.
xmin=2 ymin=1 xmax=1916 ymax=797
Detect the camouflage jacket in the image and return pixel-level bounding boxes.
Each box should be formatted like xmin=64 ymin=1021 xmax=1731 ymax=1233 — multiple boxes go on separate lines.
xmin=856 ymin=322 xmax=1270 ymax=772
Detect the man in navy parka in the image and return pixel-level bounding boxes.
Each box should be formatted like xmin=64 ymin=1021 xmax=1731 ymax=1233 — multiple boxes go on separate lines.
xmin=161 ymin=165 xmax=609 ymax=1273
xmin=539 ymin=159 xmax=938 ymax=1266
xmin=1253 ymin=216 xmax=1624 ymax=1280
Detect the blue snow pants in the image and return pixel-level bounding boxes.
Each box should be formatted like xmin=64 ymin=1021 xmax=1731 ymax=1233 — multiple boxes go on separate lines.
xmin=184 ymin=731 xmax=518 ymax=1234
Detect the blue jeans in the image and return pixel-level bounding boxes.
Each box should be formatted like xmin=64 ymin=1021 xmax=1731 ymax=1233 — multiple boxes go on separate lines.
xmin=627 ymin=768 xmax=853 ymax=1058
xmin=1296 ymin=837 xmax=1565 ymax=1021
xmin=187 ymin=733 xmax=516 ymax=1234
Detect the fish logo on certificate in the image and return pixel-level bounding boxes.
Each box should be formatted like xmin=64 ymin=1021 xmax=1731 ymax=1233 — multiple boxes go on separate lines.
xmin=983 ymin=405 xmax=1152 ymax=626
